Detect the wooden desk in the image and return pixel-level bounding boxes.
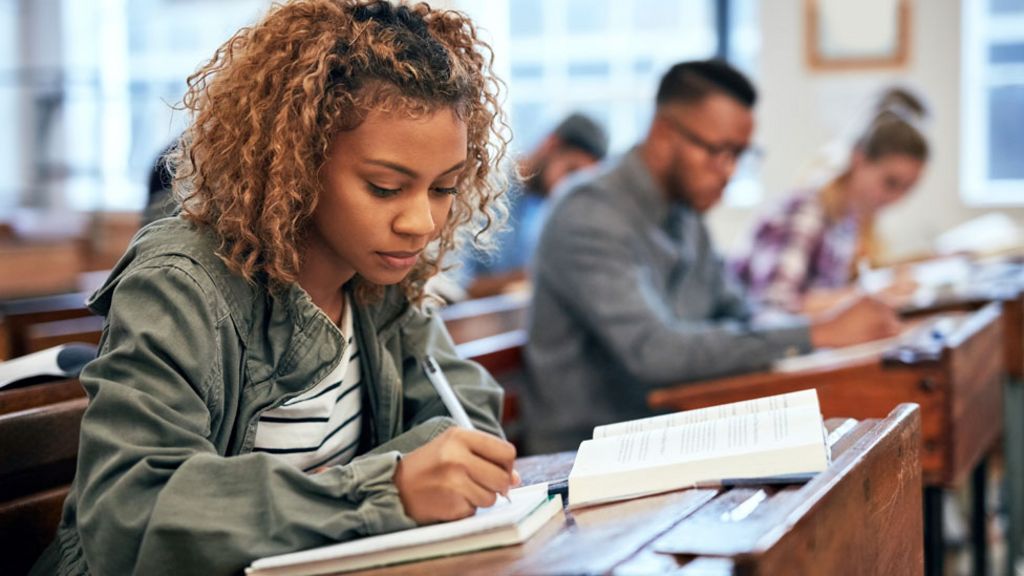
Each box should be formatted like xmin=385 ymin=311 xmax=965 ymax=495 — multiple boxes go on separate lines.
xmin=647 ymin=304 xmax=1004 ymax=576
xmin=0 ymin=378 xmax=85 ymax=416
xmin=0 ymin=240 xmax=84 ymax=301
xmin=0 ymin=396 xmax=87 ymax=575
xmin=442 ymin=294 xmax=530 ymax=449
xmin=342 ymin=405 xmax=922 ymax=575
xmin=440 ymin=292 xmax=529 ymax=345
xmin=899 ymin=259 xmax=1024 ymax=380
xmin=0 ymin=287 xmax=525 ymax=361
xmin=897 ymin=259 xmax=1024 ymax=572
xmin=0 ymin=291 xmax=95 ymax=358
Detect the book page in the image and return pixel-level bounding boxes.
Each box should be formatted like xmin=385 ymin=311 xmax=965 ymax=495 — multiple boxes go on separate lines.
xmin=576 ymin=405 xmax=824 ymax=474
xmin=592 ymin=389 xmax=819 ymax=439
xmin=569 ymin=406 xmax=829 ymax=507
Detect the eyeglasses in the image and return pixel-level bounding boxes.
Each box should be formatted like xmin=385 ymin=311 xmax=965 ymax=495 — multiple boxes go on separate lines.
xmin=661 ymin=113 xmax=763 ymax=166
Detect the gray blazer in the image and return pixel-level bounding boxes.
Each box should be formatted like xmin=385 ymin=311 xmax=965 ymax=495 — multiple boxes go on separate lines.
xmin=523 ymin=147 xmax=811 ymax=453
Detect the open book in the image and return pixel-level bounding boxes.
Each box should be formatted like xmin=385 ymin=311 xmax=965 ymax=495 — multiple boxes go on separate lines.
xmin=245 ymin=484 xmax=562 ymax=576
xmin=568 ymin=389 xmax=830 ymax=508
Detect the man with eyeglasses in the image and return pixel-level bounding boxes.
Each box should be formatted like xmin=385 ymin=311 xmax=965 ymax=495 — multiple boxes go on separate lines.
xmin=522 ymin=60 xmax=902 ymax=454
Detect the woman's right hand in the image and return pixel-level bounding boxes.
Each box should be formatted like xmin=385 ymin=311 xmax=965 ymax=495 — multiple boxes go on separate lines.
xmin=809 ymin=293 xmax=903 ymax=348
xmin=393 ymin=427 xmax=518 ymax=523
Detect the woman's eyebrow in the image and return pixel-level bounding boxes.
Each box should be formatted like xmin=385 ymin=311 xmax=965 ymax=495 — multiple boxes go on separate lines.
xmin=364 ymin=158 xmax=467 ymax=178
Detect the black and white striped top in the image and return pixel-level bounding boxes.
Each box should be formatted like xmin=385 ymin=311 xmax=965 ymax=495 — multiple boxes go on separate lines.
xmin=253 ymin=297 xmax=362 ymax=473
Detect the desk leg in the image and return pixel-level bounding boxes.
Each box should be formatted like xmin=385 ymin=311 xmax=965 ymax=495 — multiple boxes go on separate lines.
xmin=924 ymin=486 xmax=944 ymax=576
xmin=972 ymin=457 xmax=989 ymax=576
xmin=1006 ymin=377 xmax=1023 ymax=576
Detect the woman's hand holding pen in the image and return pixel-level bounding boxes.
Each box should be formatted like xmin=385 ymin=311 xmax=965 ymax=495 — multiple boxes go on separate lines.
xmin=394 ymin=427 xmax=520 ymax=523
xmin=809 ymin=293 xmax=903 ymax=348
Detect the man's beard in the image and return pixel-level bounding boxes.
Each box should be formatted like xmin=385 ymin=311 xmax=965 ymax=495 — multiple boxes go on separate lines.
xmin=524 ymin=161 xmax=549 ymax=195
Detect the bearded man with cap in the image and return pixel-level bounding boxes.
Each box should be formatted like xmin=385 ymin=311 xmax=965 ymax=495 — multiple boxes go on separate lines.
xmin=459 ymin=112 xmax=609 ymax=299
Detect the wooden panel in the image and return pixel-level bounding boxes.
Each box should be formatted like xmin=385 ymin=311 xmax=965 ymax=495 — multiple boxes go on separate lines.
xmin=0 ymin=485 xmax=70 ymax=576
xmin=441 ymin=292 xmax=529 ymax=345
xmin=1002 ymin=295 xmax=1024 ymax=379
xmin=0 ymin=241 xmax=84 ymax=300
xmin=648 ymin=307 xmax=1000 ymax=489
xmin=946 ymin=303 xmax=1005 ymax=487
xmin=899 ymin=261 xmax=1024 ymax=379
xmin=735 ymin=404 xmax=921 ymax=576
xmin=26 ymin=315 xmax=104 ymax=353
xmin=0 ymin=291 xmax=94 ymax=358
xmin=84 ymin=211 xmax=139 ymax=271
xmin=454 ymin=330 xmax=527 ymax=448
xmin=0 ymin=397 xmax=86 ymax=501
xmin=454 ymin=330 xmax=525 ymax=378
xmin=0 ymin=378 xmax=84 ymax=416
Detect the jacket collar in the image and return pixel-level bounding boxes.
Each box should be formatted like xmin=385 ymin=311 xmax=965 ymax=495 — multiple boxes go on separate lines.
xmin=88 ymin=218 xmax=414 ymax=391
xmin=617 ymin=146 xmax=694 ymax=235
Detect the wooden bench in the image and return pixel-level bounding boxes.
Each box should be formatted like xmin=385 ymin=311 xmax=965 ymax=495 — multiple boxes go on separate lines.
xmin=0 ymin=396 xmax=87 ymax=575
xmin=440 ymin=291 xmax=529 ymax=345
xmin=455 ymin=330 xmax=527 ymax=447
xmin=343 ymin=404 xmax=923 ymax=575
xmin=25 ymin=316 xmax=104 ymax=354
xmin=647 ymin=304 xmax=1004 ymax=576
xmin=0 ymin=378 xmax=85 ymax=416
xmin=0 ymin=292 xmax=95 ymax=359
xmin=0 ymin=241 xmax=84 ymax=302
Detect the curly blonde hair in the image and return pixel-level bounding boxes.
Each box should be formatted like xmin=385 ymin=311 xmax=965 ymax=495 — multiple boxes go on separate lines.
xmin=174 ymin=0 xmax=510 ymax=303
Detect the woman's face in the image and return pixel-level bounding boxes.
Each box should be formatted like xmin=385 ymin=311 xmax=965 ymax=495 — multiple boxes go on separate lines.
xmin=848 ymin=151 xmax=925 ymax=217
xmin=308 ymin=107 xmax=468 ymax=287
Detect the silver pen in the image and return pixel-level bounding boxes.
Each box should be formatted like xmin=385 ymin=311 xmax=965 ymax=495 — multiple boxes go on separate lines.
xmin=421 ymin=355 xmax=512 ymax=504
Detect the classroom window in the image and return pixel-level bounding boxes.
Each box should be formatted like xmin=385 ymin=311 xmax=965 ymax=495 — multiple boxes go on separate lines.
xmin=456 ymin=0 xmax=761 ymax=207
xmin=1 ymin=0 xmax=272 ymax=213
xmin=961 ymin=0 xmax=1024 ymax=205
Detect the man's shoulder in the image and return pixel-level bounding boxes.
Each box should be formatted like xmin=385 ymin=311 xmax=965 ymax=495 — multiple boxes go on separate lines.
xmin=550 ymin=160 xmax=635 ymax=221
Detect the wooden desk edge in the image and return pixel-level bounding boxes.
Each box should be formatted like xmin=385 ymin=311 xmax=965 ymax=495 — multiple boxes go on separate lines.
xmin=737 ymin=403 xmax=923 ymax=573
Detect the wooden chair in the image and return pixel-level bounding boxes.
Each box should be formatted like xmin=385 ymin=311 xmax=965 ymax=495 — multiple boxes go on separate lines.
xmin=0 ymin=396 xmax=86 ymax=575
xmin=0 ymin=378 xmax=85 ymax=416
xmin=441 ymin=292 xmax=529 ymax=345
xmin=0 ymin=292 xmax=94 ymax=359
xmin=0 ymin=241 xmax=84 ymax=301
xmin=455 ymin=330 xmax=527 ymax=449
xmin=26 ymin=316 xmax=104 ymax=354
xmin=83 ymin=211 xmax=139 ymax=271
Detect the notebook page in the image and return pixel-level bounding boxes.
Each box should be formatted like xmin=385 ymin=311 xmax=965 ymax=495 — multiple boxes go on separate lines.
xmin=248 ymin=484 xmax=549 ymax=572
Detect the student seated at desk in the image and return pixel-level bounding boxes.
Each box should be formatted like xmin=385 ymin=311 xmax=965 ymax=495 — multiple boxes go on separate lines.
xmin=523 ymin=60 xmax=902 ymax=454
xmin=456 ymin=112 xmax=609 ymax=300
xmin=31 ymin=2 xmax=518 ymax=575
xmin=732 ymin=88 xmax=930 ymax=314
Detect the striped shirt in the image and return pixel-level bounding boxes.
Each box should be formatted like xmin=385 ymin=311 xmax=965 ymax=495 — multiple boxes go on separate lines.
xmin=253 ymin=296 xmax=362 ymax=472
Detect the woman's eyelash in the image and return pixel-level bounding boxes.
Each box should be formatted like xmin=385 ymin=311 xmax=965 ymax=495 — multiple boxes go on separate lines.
xmin=368 ymin=183 xmax=401 ymax=197
xmin=367 ymin=182 xmax=458 ymax=197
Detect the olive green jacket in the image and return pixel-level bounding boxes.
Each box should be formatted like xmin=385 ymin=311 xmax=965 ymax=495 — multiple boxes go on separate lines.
xmin=33 ymin=218 xmax=504 ymax=576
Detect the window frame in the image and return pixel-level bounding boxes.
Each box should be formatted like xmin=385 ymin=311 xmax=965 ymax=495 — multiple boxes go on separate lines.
xmin=960 ymin=0 xmax=1024 ymax=206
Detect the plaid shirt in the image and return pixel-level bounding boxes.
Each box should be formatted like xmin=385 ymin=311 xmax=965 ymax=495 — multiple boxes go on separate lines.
xmin=732 ymin=190 xmax=859 ymax=312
